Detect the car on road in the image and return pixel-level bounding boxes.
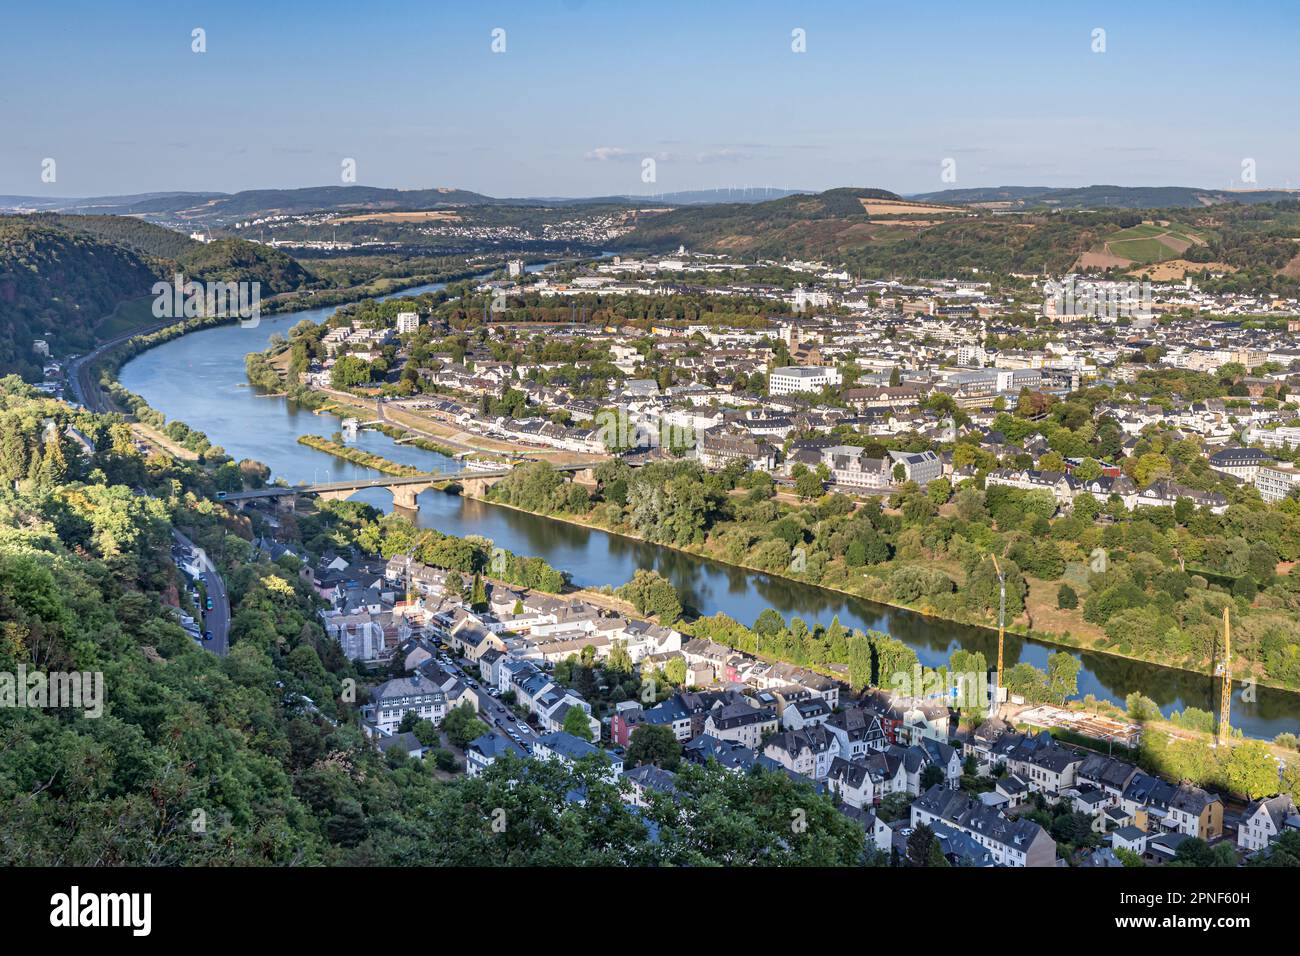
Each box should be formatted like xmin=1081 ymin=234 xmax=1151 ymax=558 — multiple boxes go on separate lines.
xmin=202 ymin=630 xmax=214 ymax=642
xmin=205 ymin=596 xmax=214 ymax=610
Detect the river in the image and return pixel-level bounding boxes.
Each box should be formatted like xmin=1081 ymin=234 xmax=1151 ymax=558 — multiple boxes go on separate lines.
xmin=117 ymin=277 xmax=1300 ymax=740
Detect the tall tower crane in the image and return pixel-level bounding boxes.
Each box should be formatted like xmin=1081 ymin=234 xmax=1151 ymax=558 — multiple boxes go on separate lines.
xmin=1216 ymin=606 xmax=1232 ymax=745
xmin=990 ymin=554 xmax=1007 ymax=716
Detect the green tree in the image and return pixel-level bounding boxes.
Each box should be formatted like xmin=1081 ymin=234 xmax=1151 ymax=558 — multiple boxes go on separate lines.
xmin=906 ymin=823 xmax=938 ymax=867
xmin=616 ymin=569 xmax=683 ymax=625
xmin=795 ymin=470 xmax=824 ymax=500
xmin=331 ymin=354 xmax=372 ymax=387
xmin=627 ymin=723 xmax=681 ymax=771
xmin=442 ymin=702 xmax=490 ymax=749
xmin=469 ymin=573 xmax=487 ymax=611
xmin=1223 ymin=741 xmax=1281 ymax=799
xmin=563 ymin=706 xmax=594 ymax=741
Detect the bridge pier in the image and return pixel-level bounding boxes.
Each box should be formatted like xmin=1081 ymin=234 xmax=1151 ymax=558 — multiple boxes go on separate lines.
xmin=391 ymin=485 xmax=425 ymax=510
xmin=459 ymin=474 xmax=507 ymax=498
xmin=217 ymin=466 xmax=556 ymax=511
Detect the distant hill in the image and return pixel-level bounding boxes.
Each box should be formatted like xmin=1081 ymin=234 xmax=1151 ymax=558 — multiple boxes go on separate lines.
xmin=613 ymin=186 xmax=1300 ymax=286
xmin=0 ymin=186 xmax=632 ymax=228
xmin=178 ymin=237 xmax=311 ymax=290
xmin=192 ymin=186 xmax=504 ymax=221
xmin=0 ymin=185 xmax=819 ymax=230
xmin=0 ymin=192 xmax=224 ymax=215
xmin=622 ymin=187 xmax=813 ymax=205
xmin=911 ymin=184 xmax=1300 ymax=210
xmin=0 ymin=215 xmax=314 ymax=380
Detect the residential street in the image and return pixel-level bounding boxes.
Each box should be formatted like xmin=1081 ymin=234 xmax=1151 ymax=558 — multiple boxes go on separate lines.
xmin=172 ymin=528 xmax=231 ymax=657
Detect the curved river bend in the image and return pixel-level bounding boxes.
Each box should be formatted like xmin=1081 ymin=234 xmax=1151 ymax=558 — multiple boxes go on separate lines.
xmin=118 ymin=280 xmax=1300 ymax=740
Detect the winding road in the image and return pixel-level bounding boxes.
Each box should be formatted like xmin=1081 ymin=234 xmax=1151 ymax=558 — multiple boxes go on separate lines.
xmin=66 ymin=316 xmax=183 ymax=413
xmin=171 ymin=528 xmax=231 ymax=658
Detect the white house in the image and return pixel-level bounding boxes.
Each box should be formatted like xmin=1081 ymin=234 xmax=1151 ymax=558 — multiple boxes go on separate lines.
xmin=1237 ymin=795 xmax=1299 ymax=852
xmin=365 ymin=674 xmax=446 ymax=734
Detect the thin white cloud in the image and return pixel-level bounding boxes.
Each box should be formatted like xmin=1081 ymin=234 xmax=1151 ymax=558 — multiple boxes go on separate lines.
xmin=584 ymin=146 xmax=633 ymax=162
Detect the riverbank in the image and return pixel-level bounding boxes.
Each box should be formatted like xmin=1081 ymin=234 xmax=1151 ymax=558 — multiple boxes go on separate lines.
xmin=256 ymin=261 xmax=514 ymax=317
xmin=110 ymin=267 xmax=1300 ymax=740
xmin=310 ymin=385 xmax=589 ymax=461
xmin=296 ymin=435 xmax=423 ymax=476
xmin=310 ymin=395 xmax=462 ymax=458
xmin=459 ymin=486 xmax=1300 ymax=699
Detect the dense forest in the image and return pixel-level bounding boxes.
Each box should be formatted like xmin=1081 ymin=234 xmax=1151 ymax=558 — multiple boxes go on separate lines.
xmin=0 ymin=215 xmax=315 ymax=381
xmin=0 ymin=217 xmax=163 ymax=379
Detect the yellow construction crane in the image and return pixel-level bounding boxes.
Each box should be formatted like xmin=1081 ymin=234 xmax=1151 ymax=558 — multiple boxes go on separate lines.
xmin=1216 ymin=606 xmax=1232 ymax=744
xmin=990 ymin=554 xmax=1006 ymax=713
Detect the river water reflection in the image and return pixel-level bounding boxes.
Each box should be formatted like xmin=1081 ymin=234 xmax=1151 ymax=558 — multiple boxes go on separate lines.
xmin=118 ymin=281 xmax=1300 ymax=740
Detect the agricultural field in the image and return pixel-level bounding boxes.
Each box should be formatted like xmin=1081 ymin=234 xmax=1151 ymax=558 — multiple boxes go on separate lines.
xmin=859 ymin=197 xmax=962 ymax=218
xmin=1083 ymin=221 xmax=1208 ymax=266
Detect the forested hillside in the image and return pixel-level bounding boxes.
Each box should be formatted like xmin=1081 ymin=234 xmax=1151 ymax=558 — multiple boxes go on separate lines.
xmin=0 ymin=215 xmax=315 ymax=381
xmin=44 ymin=213 xmax=201 ymax=260
xmin=178 ymin=237 xmax=312 ymax=291
xmin=615 ymin=188 xmax=1300 ymax=289
xmin=0 ymin=217 xmax=163 ymax=380
xmin=0 ymin=379 xmax=867 ymax=865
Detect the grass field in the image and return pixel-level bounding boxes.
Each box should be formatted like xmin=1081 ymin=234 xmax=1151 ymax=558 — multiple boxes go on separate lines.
xmin=1105 ymin=237 xmax=1172 ymax=263
xmin=95 ymin=295 xmax=158 ymax=338
xmin=1095 ymin=221 xmax=1207 ymax=265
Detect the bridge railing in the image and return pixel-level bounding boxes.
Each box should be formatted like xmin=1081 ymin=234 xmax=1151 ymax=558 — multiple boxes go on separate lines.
xmin=214 ymin=461 xmax=595 ymax=500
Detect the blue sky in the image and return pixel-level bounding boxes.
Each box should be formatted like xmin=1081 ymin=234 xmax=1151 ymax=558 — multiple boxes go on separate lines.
xmin=2 ymin=0 xmax=1297 ymax=198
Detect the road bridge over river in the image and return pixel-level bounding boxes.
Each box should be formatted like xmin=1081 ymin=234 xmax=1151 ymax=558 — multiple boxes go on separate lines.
xmin=216 ymin=463 xmax=599 ymax=511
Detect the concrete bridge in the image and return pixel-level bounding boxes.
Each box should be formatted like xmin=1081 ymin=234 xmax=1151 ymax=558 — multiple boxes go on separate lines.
xmin=216 ymin=463 xmax=599 ymax=512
